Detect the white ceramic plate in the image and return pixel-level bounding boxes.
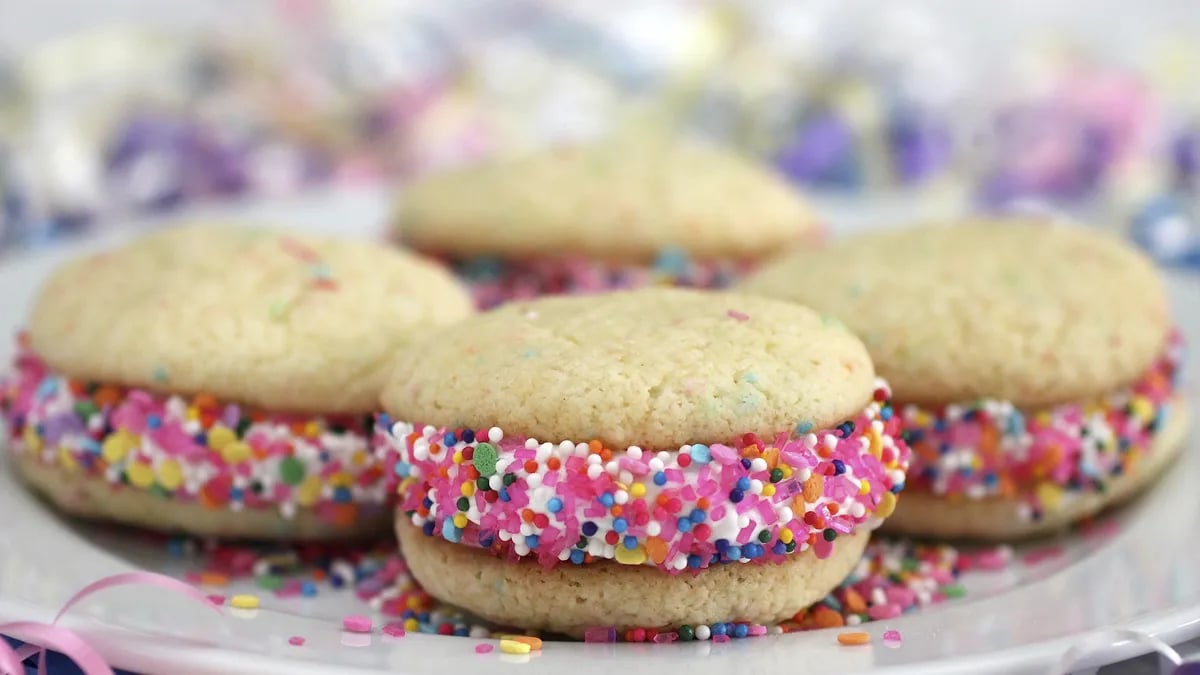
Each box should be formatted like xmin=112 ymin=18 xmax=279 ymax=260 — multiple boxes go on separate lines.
xmin=0 ymin=189 xmax=1197 ymax=675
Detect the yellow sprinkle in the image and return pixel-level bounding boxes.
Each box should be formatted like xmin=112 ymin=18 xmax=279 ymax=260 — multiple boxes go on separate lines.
xmin=761 ymin=484 xmax=776 ymax=497
xmin=101 ymin=430 xmax=136 ymax=463
xmin=157 ymin=459 xmax=184 ymax=490
xmin=499 ymin=639 xmax=531 ymax=655
xmin=206 ymin=425 xmax=236 ymax=450
xmin=779 ymin=528 xmax=794 ymax=544
xmin=403 ymin=618 xmax=419 ymax=631
xmin=629 ymin=483 xmax=646 ymax=498
xmin=127 ymin=461 xmax=155 ymax=488
xmin=501 ymin=635 xmax=543 ymax=650
xmin=461 ymin=482 xmax=475 ymax=497
xmin=868 ymin=431 xmax=883 ymax=458
xmin=453 ymin=451 xmax=464 ymax=465
xmin=406 ymin=596 xmax=424 ymax=610
xmin=614 ymin=543 xmax=647 ymax=565
xmin=295 ymin=475 xmax=322 ymax=506
xmin=329 ymin=471 xmax=353 ymax=488
xmin=351 ymin=450 xmax=367 ymax=467
xmin=23 ymin=427 xmax=43 ymax=452
xmin=221 ymin=441 xmax=252 ymax=464
xmin=185 ymin=407 xmax=200 ymax=422
xmin=453 ymin=513 xmax=468 ymax=528
xmin=1037 ymin=483 xmax=1063 ymax=511
xmin=779 ymin=465 xmax=793 ymax=479
xmin=303 ymin=421 xmax=321 ymax=438
xmin=230 ymin=594 xmax=260 ymax=609
xmin=58 ymin=446 xmax=79 ymax=472
xmin=875 ymin=491 xmax=897 ymax=519
xmin=859 ymin=480 xmax=871 ymax=495
xmin=1130 ymin=397 xmax=1155 ymax=421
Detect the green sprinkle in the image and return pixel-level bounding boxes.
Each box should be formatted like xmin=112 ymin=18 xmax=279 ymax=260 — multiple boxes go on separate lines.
xmin=943 ymin=583 xmax=967 ymax=599
xmin=256 ymin=575 xmax=284 ymax=591
xmin=769 ymin=468 xmax=784 ymax=483
xmin=822 ymin=528 xmax=838 ymax=542
xmin=502 ymin=473 xmax=517 ymax=487
xmin=456 ymin=497 xmax=470 ymax=512
xmin=678 ymin=625 xmax=695 ymax=641
xmin=473 ymin=443 xmax=499 ymax=477
xmin=475 ymin=476 xmax=491 ymax=491
xmin=279 ymin=457 xmax=306 ymax=485
xmin=152 ymin=366 xmax=169 ymax=383
xmin=757 ymin=530 xmax=771 ymax=543
xmin=73 ymin=401 xmax=97 ymax=419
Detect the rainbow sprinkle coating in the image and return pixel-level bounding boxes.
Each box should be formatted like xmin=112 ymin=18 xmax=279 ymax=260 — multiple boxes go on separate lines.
xmin=447 ymin=252 xmax=754 ymax=309
xmin=0 ymin=343 xmax=392 ymax=523
xmin=901 ymin=333 xmax=1184 ymax=519
xmin=378 ymin=379 xmax=910 ymax=572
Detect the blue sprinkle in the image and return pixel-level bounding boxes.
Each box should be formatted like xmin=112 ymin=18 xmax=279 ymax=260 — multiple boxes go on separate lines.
xmin=677 ymin=518 xmax=692 ymax=533
xmin=422 ymin=497 xmax=434 ymax=509
xmin=653 ymin=472 xmax=667 ymax=486
xmin=417 ymin=612 xmax=430 ymax=623
xmin=499 ymin=488 xmax=511 ymax=502
xmin=570 ymin=549 xmax=586 ymax=565
xmin=525 ymin=534 xmax=539 ymax=549
xmin=166 ymin=539 xmax=185 ymax=557
xmin=422 ymin=521 xmax=435 ymax=536
xmin=443 ymin=431 xmax=457 ymax=446
xmin=329 ymin=575 xmax=345 ymax=589
xmin=81 ymin=438 xmax=101 ymax=455
xmin=301 ymin=581 xmax=317 ymax=597
xmin=881 ymin=407 xmax=894 ymax=421
xmin=394 ymin=462 xmax=412 ymax=477
xmin=891 ymin=482 xmax=905 ymax=494
xmin=690 ymin=445 xmax=711 ymax=463
xmin=734 ymin=624 xmax=749 ymax=638
xmin=454 ymin=627 xmax=469 ymax=637
xmin=743 ymin=543 xmax=763 ymax=559
xmin=725 ymin=546 xmax=742 ymax=560
xmin=36 ymin=379 xmax=58 ymax=399
xmin=599 ymin=492 xmax=615 ymax=507
xmin=794 ymin=421 xmax=814 ymax=435
xmin=612 ymin=518 xmax=628 ymax=533
xmin=832 ymin=459 xmax=846 ymax=475
xmin=461 ymin=429 xmax=475 ymax=443
xmin=736 ymin=476 xmax=751 ymax=491
xmin=740 ymin=458 xmax=752 ymax=470
xmin=772 ymin=542 xmax=787 ymax=555
xmin=442 ymin=519 xmax=461 ymax=543
xmin=377 ymin=412 xmax=391 ymax=428
xmin=824 ymin=596 xmax=842 ymax=612
xmin=230 ymin=487 xmax=244 ymax=501
xmin=689 ymin=508 xmax=706 ymax=523
xmin=687 ymin=554 xmax=703 ymax=569
xmin=547 ymin=497 xmax=563 ymax=513
xmin=729 ymin=489 xmax=745 ymax=503
xmin=146 ymin=414 xmax=162 ymax=430
xmin=623 ymin=535 xmax=638 ymax=550
xmin=715 ymin=539 xmax=730 ymax=552
xmin=712 ymin=624 xmax=728 ymax=637
xmin=332 ymin=486 xmax=352 ymax=503
xmin=582 ymin=521 xmax=598 ymax=536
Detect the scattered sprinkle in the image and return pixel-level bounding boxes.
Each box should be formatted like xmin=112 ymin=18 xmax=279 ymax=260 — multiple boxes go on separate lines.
xmin=205 ymin=594 xmax=225 ymax=606
xmin=230 ymin=594 xmax=260 ymax=610
xmin=726 ymin=309 xmax=750 ymax=322
xmin=474 ymin=644 xmax=494 ymax=654
xmin=382 ymin=623 xmax=406 ymax=638
xmin=837 ymin=631 xmax=871 ymax=646
xmin=342 ymin=615 xmax=373 ymax=633
xmin=882 ymin=629 xmax=902 ymax=646
xmin=288 ymin=636 xmax=305 ymax=646
xmin=503 ymin=635 xmax=543 ymax=650
xmin=499 ymin=639 xmax=531 ymax=655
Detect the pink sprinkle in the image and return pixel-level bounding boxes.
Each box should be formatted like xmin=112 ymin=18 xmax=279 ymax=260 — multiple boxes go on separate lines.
xmin=748 ymin=625 xmax=768 ymax=636
xmin=652 ymin=632 xmax=678 ymax=644
xmin=867 ymin=603 xmax=902 ymax=620
xmin=713 ymin=634 xmax=730 ymax=644
xmin=975 ymin=548 xmax=1010 ymax=570
xmin=342 ymin=615 xmax=373 ymax=633
xmin=474 ymin=644 xmax=494 ymax=654
xmin=206 ymin=594 xmax=225 ymax=606
xmin=288 ymin=636 xmax=305 ymax=646
xmin=584 ymin=626 xmax=617 ymax=643
xmin=727 ymin=309 xmax=750 ymax=322
xmin=882 ymin=630 xmax=902 ymax=644
xmin=1022 ymin=545 xmax=1063 ymax=566
xmin=382 ymin=623 xmax=406 ymax=638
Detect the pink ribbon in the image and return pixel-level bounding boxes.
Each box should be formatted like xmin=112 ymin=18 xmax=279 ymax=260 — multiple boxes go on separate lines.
xmin=0 ymin=572 xmax=221 ymax=675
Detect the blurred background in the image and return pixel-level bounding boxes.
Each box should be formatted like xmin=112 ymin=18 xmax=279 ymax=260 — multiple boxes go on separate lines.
xmin=2 ymin=0 xmax=1200 ymax=266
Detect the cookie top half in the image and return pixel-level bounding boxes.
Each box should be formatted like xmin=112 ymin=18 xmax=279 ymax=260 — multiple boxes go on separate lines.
xmin=394 ymin=137 xmax=816 ymax=262
xmin=741 ymin=221 xmax=1170 ymax=408
xmin=382 ymin=288 xmax=875 ymax=448
xmin=28 ymin=224 xmax=474 ymax=414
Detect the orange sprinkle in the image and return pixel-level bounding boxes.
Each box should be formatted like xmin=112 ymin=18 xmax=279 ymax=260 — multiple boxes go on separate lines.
xmin=192 ymin=393 xmax=219 ymax=410
xmin=311 ymin=569 xmax=327 ymax=581
xmin=837 ymin=631 xmax=870 ymax=646
xmin=812 ymin=605 xmax=844 ymax=628
xmin=93 ymin=386 xmax=122 ymax=408
xmin=588 ymin=440 xmax=602 ymax=454
xmin=610 ymin=505 xmax=623 ymax=517
xmin=546 ymin=457 xmax=561 ymax=471
xmin=656 ymin=494 xmax=670 ymax=507
xmin=826 ymin=503 xmax=839 ymax=515
xmin=330 ymin=503 xmax=358 ymax=527
xmin=843 ymin=588 xmax=867 ymax=614
xmin=600 ymin=448 xmax=613 ymax=462
xmin=802 ymin=474 xmax=824 ymax=502
xmin=521 ymin=509 xmax=535 ymax=523
xmin=524 ymin=460 xmax=538 ymax=473
xmin=645 ymin=537 xmax=668 ymax=565
xmin=199 ymin=572 xmax=229 ymax=586
xmin=696 ymin=497 xmax=710 ymax=509
xmin=762 ymin=447 xmax=780 ymax=469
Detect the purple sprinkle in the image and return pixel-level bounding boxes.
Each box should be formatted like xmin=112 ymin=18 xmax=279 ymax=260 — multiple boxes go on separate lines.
xmin=652 ymin=632 xmax=678 ymax=644
xmin=584 ymin=626 xmax=617 ymax=643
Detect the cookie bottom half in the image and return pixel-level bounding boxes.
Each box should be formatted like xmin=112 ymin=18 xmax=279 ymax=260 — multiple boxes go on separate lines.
xmin=882 ymin=401 xmax=1189 ymax=540
xmin=396 ymin=518 xmax=869 ymax=637
xmin=12 ymin=453 xmax=391 ymax=540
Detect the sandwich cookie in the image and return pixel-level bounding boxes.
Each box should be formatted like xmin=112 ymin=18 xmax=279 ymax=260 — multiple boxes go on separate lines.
xmin=394 ymin=136 xmax=817 ymax=308
xmin=376 ymin=288 xmax=910 ymax=634
xmin=742 ymin=220 xmax=1186 ymax=539
xmin=0 ymin=224 xmax=474 ymax=539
